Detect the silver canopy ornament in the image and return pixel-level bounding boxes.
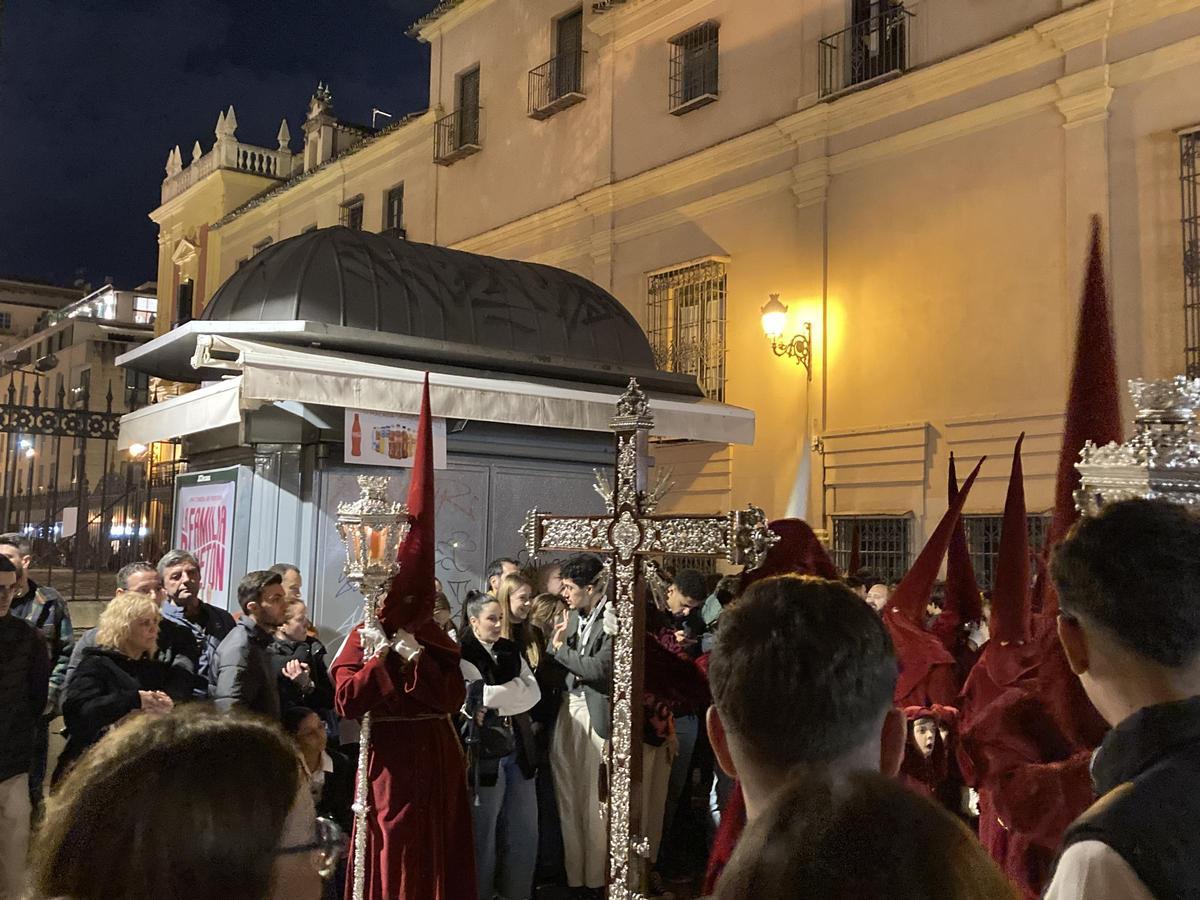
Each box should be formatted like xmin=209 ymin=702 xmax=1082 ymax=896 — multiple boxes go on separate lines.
xmin=521 ymin=378 xmax=777 ymax=899
xmin=336 ymin=475 xmax=408 ymax=900
xmin=1076 ymin=376 xmax=1200 ymax=514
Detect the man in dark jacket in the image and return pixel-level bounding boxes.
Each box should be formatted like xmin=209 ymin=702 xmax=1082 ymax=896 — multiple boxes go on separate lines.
xmin=0 ymin=532 xmax=72 ymax=813
xmin=158 ymin=549 xmax=235 ymax=694
xmin=1046 ymin=499 xmax=1200 ymax=899
xmin=0 ymin=553 xmax=50 ymax=898
xmin=63 ymin=561 xmax=203 ymax=699
xmin=213 ymin=570 xmax=288 ymax=718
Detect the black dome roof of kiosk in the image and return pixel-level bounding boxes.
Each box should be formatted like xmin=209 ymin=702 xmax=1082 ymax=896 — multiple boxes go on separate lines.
xmin=201 ymin=226 xmax=657 ymax=371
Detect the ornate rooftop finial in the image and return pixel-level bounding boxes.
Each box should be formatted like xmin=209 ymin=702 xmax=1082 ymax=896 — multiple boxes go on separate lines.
xmin=165 ymin=145 xmax=182 ymax=177
xmin=191 ymin=141 xmax=203 ymax=164
xmin=214 ymin=109 xmax=226 ymax=139
xmin=308 ymin=81 xmax=335 ymax=120
xmin=224 ymin=104 xmax=238 ymax=136
xmin=277 ymin=118 xmax=292 ymax=151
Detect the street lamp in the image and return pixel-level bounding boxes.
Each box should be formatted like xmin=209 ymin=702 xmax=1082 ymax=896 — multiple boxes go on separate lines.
xmin=128 ymin=442 xmax=148 ymax=458
xmin=760 ymin=293 xmax=813 ymax=379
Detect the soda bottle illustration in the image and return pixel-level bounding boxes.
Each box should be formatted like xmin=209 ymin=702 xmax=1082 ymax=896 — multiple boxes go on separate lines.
xmin=351 ymin=413 xmax=362 ymax=457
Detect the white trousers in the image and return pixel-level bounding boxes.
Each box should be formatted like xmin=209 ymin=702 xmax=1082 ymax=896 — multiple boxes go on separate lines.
xmin=551 ymin=692 xmax=608 ymax=889
xmin=0 ymin=774 xmax=30 ymax=900
xmin=641 ymin=740 xmax=674 ymax=864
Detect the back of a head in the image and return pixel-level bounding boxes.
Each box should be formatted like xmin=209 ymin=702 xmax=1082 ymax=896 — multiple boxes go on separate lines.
xmin=709 ymin=575 xmax=897 ymax=770
xmin=1052 ymin=498 xmax=1200 ymax=669
xmin=31 ymin=707 xmax=302 ymax=900
xmin=715 ymin=768 xmax=1016 ymax=900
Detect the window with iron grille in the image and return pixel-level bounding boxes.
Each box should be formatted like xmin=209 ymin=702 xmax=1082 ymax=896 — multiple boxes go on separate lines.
xmin=647 ymin=259 xmax=727 ymax=402
xmin=832 ymin=516 xmax=912 ymax=581
xmin=458 ymin=67 xmax=481 ymax=146
xmin=340 ymin=197 xmax=364 ymax=230
xmin=385 ymin=184 xmax=405 ymax=235
xmin=669 ymin=21 xmax=719 ymax=115
xmin=0 ymin=313 xmax=10 ymax=331
xmin=963 ymin=513 xmax=1051 ymax=591
xmin=1181 ymin=128 xmax=1200 ymax=377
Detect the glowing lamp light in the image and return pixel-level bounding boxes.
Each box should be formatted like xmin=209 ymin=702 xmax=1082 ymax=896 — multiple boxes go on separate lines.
xmin=24 ymin=448 xmax=35 ymax=459
xmin=760 ymin=293 xmax=789 ymax=340
xmin=760 ymin=293 xmax=813 ymax=380
xmin=128 ymin=443 xmax=149 ymax=458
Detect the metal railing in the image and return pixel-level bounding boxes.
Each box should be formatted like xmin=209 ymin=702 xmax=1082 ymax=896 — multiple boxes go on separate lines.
xmin=1182 ymin=129 xmax=1200 ymax=377
xmin=433 ymin=107 xmax=482 ymax=165
xmin=528 ymin=50 xmax=586 ymax=119
xmin=818 ymin=3 xmax=913 ymax=99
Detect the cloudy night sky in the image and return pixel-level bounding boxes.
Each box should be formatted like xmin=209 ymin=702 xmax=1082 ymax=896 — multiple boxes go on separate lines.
xmin=0 ymin=1 xmax=438 ymax=290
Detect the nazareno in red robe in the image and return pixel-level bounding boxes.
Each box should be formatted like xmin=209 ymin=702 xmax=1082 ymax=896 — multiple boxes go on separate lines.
xmin=331 ymin=621 xmax=476 ymax=900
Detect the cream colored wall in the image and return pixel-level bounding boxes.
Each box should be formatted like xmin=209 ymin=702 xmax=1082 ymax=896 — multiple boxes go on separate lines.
xmin=149 ymin=0 xmax=1200 ymax=554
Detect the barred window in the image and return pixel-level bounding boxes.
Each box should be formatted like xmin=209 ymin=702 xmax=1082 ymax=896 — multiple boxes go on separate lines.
xmin=832 ymin=516 xmax=911 ymax=581
xmin=669 ymin=21 xmax=719 ymax=114
xmin=963 ymin=514 xmax=1050 ymax=591
xmin=385 ymin=184 xmax=405 ymax=235
xmin=0 ymin=312 xmax=11 ymax=331
xmin=340 ymin=197 xmax=364 ymax=231
xmin=647 ymin=259 xmax=727 ymax=402
xmin=1182 ymin=127 xmax=1200 ymax=377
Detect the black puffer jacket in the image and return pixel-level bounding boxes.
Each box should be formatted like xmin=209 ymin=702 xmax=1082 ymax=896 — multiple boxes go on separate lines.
xmin=267 ymin=636 xmax=335 ymax=717
xmin=58 ymin=646 xmax=171 ymax=780
xmin=0 ymin=614 xmax=50 ymax=781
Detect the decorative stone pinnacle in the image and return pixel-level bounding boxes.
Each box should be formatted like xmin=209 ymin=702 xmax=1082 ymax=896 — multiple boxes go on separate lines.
xmin=191 ymin=141 xmax=202 ymax=163
xmin=277 ymin=118 xmax=291 ymax=151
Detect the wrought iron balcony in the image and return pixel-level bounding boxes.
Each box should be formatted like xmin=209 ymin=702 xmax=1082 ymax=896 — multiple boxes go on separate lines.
xmin=433 ymin=107 xmax=482 ymax=166
xmin=818 ymin=3 xmax=914 ymax=100
xmin=528 ymin=50 xmax=586 ymax=120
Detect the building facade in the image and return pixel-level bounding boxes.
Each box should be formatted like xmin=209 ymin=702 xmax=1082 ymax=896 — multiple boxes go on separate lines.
xmin=148 ymin=0 xmax=1200 ymax=574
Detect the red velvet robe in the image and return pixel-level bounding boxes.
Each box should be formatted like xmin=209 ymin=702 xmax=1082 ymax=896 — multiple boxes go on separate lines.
xmin=885 ymin=610 xmax=959 ymax=708
xmin=331 ymin=623 xmax=476 ymax=900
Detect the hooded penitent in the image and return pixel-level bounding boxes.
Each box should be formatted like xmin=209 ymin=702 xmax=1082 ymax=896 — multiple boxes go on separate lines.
xmin=738 ymin=517 xmax=839 ymax=592
xmin=932 ymin=453 xmax=984 ymax=659
xmin=884 ymin=458 xmax=983 ymax=707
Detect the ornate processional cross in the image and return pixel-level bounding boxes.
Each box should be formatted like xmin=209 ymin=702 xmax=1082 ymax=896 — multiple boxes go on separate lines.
xmin=521 ymin=379 xmax=777 ymax=899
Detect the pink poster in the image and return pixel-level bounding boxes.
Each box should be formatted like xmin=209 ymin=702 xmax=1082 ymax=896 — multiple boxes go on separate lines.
xmin=174 ymin=479 xmax=236 ymax=610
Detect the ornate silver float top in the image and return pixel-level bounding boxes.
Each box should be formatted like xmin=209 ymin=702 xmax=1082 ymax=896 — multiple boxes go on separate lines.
xmin=1076 ymin=376 xmax=1200 ymax=515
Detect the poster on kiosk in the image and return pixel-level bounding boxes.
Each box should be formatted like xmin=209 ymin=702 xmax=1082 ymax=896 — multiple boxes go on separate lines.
xmin=172 ymin=466 xmax=252 ymax=612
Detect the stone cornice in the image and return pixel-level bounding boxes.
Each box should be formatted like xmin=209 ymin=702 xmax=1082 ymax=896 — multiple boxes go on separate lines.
xmin=1055 ymin=66 xmax=1113 ymax=128
xmin=411 ymin=0 xmax=497 ymax=42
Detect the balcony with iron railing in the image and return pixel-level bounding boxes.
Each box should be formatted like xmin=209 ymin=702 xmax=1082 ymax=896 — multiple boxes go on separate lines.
xmin=818 ymin=3 xmax=914 ymax=100
xmin=433 ymin=107 xmax=482 ymax=165
xmin=528 ymin=50 xmax=586 ymax=119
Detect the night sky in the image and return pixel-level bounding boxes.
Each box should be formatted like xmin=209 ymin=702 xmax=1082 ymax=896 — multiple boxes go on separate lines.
xmin=0 ymin=1 xmax=437 ymax=291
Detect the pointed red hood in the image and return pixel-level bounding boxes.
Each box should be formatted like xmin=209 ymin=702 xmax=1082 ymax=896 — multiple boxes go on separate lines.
xmin=943 ymin=453 xmax=983 ymax=628
xmin=379 ymin=375 xmax=438 ymax=635
xmin=990 ymin=434 xmax=1031 ymax=646
xmin=739 ymin=518 xmax=838 ymax=593
xmin=888 ymin=458 xmax=984 ymax=625
xmin=1048 ymin=216 xmax=1122 ymax=566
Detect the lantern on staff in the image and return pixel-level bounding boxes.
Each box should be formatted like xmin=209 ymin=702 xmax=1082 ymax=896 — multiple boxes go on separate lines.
xmin=336 ymin=475 xmax=408 ymax=597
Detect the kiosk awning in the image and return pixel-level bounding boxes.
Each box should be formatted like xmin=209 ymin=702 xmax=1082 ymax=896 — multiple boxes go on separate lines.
xmin=117 ymin=336 xmax=755 ymax=450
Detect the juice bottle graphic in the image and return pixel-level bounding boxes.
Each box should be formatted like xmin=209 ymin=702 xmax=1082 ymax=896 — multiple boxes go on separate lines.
xmin=351 ymin=413 xmax=362 ymax=457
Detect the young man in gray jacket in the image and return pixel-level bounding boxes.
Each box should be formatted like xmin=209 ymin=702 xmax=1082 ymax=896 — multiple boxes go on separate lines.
xmin=212 ymin=570 xmax=289 ymax=719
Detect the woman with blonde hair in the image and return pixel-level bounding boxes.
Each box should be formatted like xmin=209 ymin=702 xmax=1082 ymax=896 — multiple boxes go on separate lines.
xmin=55 ymin=591 xmax=175 ymax=783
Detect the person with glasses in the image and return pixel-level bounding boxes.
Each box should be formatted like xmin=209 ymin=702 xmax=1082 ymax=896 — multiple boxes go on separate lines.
xmin=28 ymin=706 xmax=343 ymax=900
xmin=0 ymin=554 xmax=50 ymax=899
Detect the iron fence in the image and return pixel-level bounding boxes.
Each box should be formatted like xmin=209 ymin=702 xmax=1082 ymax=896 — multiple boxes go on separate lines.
xmin=0 ymin=375 xmax=182 ymax=601
xmin=819 ymin=3 xmax=913 ymax=99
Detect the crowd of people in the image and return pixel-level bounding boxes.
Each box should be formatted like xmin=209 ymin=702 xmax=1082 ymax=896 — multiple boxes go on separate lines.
xmin=4 ymin=488 xmax=1200 ymax=899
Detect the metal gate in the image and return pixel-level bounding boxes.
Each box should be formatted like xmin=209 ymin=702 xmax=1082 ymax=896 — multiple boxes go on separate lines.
xmin=0 ymin=375 xmax=182 ymax=601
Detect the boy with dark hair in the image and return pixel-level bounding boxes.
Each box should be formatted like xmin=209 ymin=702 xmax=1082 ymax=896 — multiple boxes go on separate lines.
xmin=212 ymin=570 xmax=288 ymax=718
xmin=1045 ymin=499 xmax=1200 ymax=899
xmin=546 ymin=553 xmax=611 ymax=892
xmin=0 ymin=531 xmax=72 ymax=812
xmin=704 ymin=575 xmax=905 ymax=891
xmin=0 ymin=553 xmax=49 ymax=897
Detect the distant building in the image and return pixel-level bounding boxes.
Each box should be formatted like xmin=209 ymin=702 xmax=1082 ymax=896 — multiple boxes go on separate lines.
xmin=0 ymin=279 xmax=82 ymax=355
